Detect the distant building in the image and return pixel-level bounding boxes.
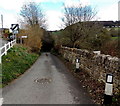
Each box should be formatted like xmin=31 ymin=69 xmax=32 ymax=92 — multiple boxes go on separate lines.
xmin=88 ymin=21 xmax=120 ymax=28
xmin=0 ymin=28 xmax=10 ymax=38
xmin=0 ymin=28 xmax=3 ymax=35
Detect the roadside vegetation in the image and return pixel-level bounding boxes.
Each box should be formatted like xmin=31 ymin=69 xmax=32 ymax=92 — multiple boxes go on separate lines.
xmin=111 ymin=36 xmax=119 ymax=41
xmin=52 ymin=27 xmax=120 ymax=57
xmin=57 ymin=55 xmax=120 ymax=105
xmin=1 ymin=2 xmax=48 ymax=87
xmin=51 ymin=2 xmax=119 ymax=105
xmin=1 ymin=2 xmax=47 ymax=87
xmin=51 ymin=2 xmax=120 ymax=58
xmin=2 ymin=44 xmax=39 ymax=87
xmin=18 ymin=2 xmax=46 ymax=53
xmin=101 ymin=28 xmax=120 ymax=57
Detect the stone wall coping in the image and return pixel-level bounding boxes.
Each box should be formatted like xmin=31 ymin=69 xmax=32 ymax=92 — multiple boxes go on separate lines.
xmin=61 ymin=46 xmax=120 ymax=61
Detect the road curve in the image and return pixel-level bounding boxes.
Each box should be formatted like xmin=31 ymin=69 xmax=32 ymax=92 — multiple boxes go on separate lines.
xmin=3 ymin=53 xmax=93 ymax=104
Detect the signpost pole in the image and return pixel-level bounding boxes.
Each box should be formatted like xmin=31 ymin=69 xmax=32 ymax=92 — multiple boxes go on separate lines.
xmin=21 ymin=37 xmax=22 ymax=44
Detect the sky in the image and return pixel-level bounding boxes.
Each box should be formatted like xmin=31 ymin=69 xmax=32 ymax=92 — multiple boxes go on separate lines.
xmin=0 ymin=0 xmax=119 ymax=31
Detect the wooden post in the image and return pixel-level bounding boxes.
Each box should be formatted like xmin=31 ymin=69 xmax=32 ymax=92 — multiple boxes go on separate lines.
xmin=4 ymin=44 xmax=7 ymax=55
xmin=0 ymin=56 xmax=1 ymax=64
xmin=21 ymin=37 xmax=22 ymax=44
xmin=11 ymin=41 xmax=13 ymax=47
xmin=15 ymin=39 xmax=16 ymax=44
xmin=0 ymin=49 xmax=1 ymax=63
xmin=10 ymin=41 xmax=11 ymax=47
xmin=9 ymin=42 xmax=10 ymax=49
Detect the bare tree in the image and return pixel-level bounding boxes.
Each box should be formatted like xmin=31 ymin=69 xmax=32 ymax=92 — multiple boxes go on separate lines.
xmin=20 ymin=2 xmax=46 ymax=28
xmin=19 ymin=2 xmax=46 ymax=52
xmin=62 ymin=3 xmax=98 ymax=47
xmin=63 ymin=3 xmax=97 ymax=26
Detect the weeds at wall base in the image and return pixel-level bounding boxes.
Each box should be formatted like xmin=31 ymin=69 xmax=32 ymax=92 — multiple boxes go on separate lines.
xmin=55 ymin=54 xmax=120 ymax=105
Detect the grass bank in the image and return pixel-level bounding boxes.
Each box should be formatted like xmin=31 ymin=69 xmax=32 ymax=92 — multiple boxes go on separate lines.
xmin=1 ymin=44 xmax=39 ymax=87
xmin=112 ymin=37 xmax=120 ymax=40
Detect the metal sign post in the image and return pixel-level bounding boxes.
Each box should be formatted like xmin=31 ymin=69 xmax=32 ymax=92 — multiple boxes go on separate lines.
xmin=10 ymin=24 xmax=19 ymax=40
xmin=104 ymin=74 xmax=113 ymax=105
xmin=21 ymin=36 xmax=28 ymax=44
xmin=1 ymin=15 xmax=3 ymax=28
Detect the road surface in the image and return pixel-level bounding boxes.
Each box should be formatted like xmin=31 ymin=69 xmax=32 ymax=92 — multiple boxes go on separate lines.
xmin=3 ymin=53 xmax=93 ymax=104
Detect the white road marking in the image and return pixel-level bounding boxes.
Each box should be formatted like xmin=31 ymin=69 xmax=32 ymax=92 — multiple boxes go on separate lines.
xmin=0 ymin=98 xmax=3 ymax=106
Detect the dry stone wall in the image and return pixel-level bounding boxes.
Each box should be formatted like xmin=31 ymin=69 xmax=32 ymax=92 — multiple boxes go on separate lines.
xmin=60 ymin=46 xmax=120 ymax=94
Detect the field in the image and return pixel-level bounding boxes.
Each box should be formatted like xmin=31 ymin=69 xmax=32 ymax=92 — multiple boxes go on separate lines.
xmin=112 ymin=37 xmax=120 ymax=40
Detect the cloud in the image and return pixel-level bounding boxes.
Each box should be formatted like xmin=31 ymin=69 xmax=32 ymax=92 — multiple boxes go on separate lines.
xmin=0 ymin=0 xmax=118 ymax=30
xmin=0 ymin=0 xmax=38 ymax=28
xmin=45 ymin=10 xmax=64 ymax=30
xmin=64 ymin=0 xmax=90 ymax=7
xmin=0 ymin=0 xmax=26 ymax=11
xmin=36 ymin=0 xmax=90 ymax=6
xmin=97 ymin=3 xmax=118 ymax=21
xmin=0 ymin=0 xmax=26 ymax=28
xmin=1 ymin=13 xmax=18 ymax=28
xmin=36 ymin=0 xmax=63 ymax=3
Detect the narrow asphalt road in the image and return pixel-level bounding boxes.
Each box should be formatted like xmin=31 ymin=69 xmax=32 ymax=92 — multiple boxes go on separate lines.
xmin=3 ymin=53 xmax=93 ymax=104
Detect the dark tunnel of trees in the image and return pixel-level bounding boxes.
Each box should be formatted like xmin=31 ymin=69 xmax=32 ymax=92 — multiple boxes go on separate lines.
xmin=41 ymin=32 xmax=54 ymax=52
xmin=41 ymin=40 xmax=54 ymax=52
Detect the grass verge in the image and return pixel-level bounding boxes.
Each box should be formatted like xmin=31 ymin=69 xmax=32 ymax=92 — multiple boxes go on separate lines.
xmin=1 ymin=44 xmax=39 ymax=87
xmin=111 ymin=37 xmax=120 ymax=40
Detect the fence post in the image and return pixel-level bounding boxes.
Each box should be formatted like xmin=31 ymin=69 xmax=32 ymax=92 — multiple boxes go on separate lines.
xmin=14 ymin=39 xmax=16 ymax=45
xmin=14 ymin=39 xmax=15 ymax=44
xmin=11 ymin=41 xmax=13 ymax=47
xmin=0 ymin=56 xmax=1 ymax=64
xmin=10 ymin=42 xmax=12 ymax=48
xmin=15 ymin=39 xmax=16 ymax=44
xmin=5 ymin=44 xmax=7 ymax=55
xmin=9 ymin=42 xmax=10 ymax=49
xmin=0 ymin=49 xmax=1 ymax=63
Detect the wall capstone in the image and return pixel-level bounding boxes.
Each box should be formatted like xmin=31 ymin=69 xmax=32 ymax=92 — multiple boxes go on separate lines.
xmin=60 ymin=46 xmax=120 ymax=95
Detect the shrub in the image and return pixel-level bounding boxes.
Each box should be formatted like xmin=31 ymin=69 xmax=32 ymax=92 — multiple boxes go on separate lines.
xmin=101 ymin=39 xmax=120 ymax=57
xmin=17 ymin=25 xmax=43 ymax=53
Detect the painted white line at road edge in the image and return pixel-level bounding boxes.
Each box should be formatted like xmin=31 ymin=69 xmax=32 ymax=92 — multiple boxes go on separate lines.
xmin=0 ymin=98 xmax=3 ymax=106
